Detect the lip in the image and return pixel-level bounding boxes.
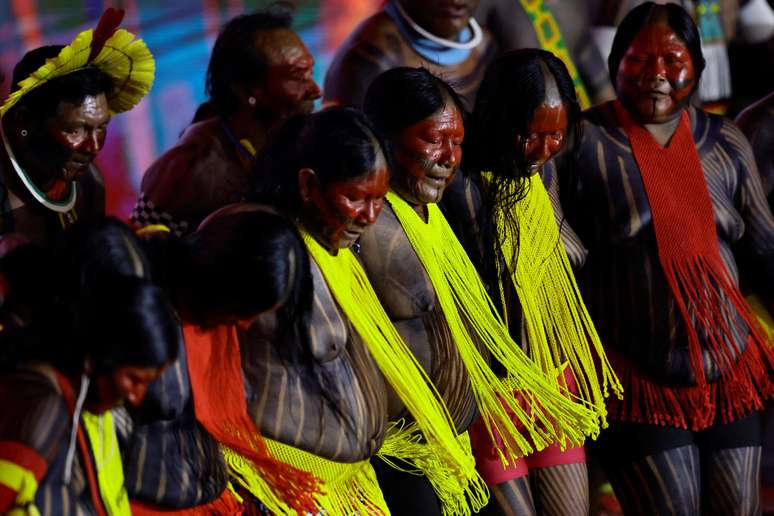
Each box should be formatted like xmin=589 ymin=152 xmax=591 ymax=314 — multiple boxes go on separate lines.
xmin=641 ymin=90 xmax=669 ymax=97
xmin=341 ymin=228 xmax=363 ymax=240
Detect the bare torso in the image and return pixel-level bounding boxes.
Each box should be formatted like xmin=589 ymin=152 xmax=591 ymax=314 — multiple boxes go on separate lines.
xmin=241 ymin=258 xmax=388 ymax=463
xmin=357 ymin=203 xmax=479 ymax=433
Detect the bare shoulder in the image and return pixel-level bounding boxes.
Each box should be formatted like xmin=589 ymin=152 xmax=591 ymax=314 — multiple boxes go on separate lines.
xmin=0 ymin=370 xmax=69 ymax=461
xmin=323 ymin=12 xmax=404 ymax=106
xmin=358 ymin=204 xmax=436 ymax=320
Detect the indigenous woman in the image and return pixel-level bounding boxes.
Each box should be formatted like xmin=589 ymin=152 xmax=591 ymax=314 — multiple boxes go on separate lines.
xmin=251 ymin=106 xmax=509 ymax=514
xmin=361 ymin=66 xmax=600 ymax=515
xmin=0 ymin=9 xmax=153 ymax=246
xmin=569 ymin=3 xmax=774 ymax=514
xmin=459 ymin=49 xmax=622 ymax=515
xmin=121 ymin=208 xmax=320 ymax=514
xmin=0 ymin=219 xmax=179 ymax=514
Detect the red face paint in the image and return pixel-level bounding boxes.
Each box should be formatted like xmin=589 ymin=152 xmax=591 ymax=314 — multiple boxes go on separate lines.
xmin=255 ymin=29 xmax=321 ymax=117
xmin=85 ymin=366 xmax=162 ymax=414
xmin=616 ymin=23 xmax=696 ymax=123
xmin=307 ymin=164 xmax=390 ymax=250
xmin=393 ymin=104 xmax=464 ymax=205
xmin=516 ymin=102 xmax=568 ymax=173
xmin=38 ymin=94 xmax=110 ymax=184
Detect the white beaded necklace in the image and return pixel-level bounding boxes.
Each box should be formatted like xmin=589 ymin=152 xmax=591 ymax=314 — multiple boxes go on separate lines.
xmin=393 ymin=0 xmax=483 ymax=50
xmin=0 ymin=125 xmax=77 ymax=213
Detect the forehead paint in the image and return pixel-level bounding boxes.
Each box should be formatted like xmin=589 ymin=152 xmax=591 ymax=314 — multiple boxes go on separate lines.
xmin=539 ymin=61 xmax=562 ymax=108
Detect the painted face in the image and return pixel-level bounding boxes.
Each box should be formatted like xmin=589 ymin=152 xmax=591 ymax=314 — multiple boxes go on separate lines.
xmin=616 ymin=22 xmax=696 ymax=123
xmin=516 ymin=102 xmax=568 ymax=173
xmin=393 ymin=103 xmax=464 ymax=205
xmin=304 ymin=153 xmax=390 ymax=250
xmin=253 ymin=29 xmax=321 ymax=118
xmin=30 ymin=94 xmax=110 ymax=183
xmin=399 ymin=0 xmax=481 ymax=39
xmin=85 ymin=365 xmax=163 ymax=414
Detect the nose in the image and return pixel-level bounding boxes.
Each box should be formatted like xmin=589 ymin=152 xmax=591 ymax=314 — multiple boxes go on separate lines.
xmin=127 ymin=385 xmax=147 ymax=407
xmin=534 ymin=137 xmax=552 ymax=162
xmin=439 ymin=139 xmax=458 ymax=168
xmin=80 ymin=130 xmax=102 ymax=156
xmin=307 ymin=79 xmax=322 ymax=101
xmin=644 ymin=56 xmax=667 ymax=80
xmin=361 ymin=200 xmax=379 ymax=224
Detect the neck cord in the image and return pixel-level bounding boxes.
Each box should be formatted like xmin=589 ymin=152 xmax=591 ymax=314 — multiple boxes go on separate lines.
xmin=0 ymin=125 xmax=76 ymax=212
xmin=393 ymin=0 xmax=483 ymax=50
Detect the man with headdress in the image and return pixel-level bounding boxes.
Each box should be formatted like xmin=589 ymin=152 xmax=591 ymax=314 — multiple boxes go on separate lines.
xmin=131 ymin=7 xmax=320 ymax=236
xmin=323 ymin=0 xmax=495 ymax=109
xmin=0 ymin=8 xmax=154 ymax=246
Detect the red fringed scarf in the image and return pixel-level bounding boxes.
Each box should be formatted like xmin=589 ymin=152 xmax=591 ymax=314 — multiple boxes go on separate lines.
xmin=610 ymin=101 xmax=774 ymax=430
xmin=183 ymin=324 xmax=322 ymax=514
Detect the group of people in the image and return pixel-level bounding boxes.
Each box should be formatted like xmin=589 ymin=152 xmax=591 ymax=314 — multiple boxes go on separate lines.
xmin=0 ymin=1 xmax=772 ymax=515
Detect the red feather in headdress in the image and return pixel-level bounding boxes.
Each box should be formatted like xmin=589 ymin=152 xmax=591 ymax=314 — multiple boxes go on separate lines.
xmin=88 ymin=8 xmax=125 ymax=63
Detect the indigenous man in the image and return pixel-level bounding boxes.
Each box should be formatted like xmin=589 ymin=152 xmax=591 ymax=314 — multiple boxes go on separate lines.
xmin=475 ymin=0 xmax=615 ymax=107
xmin=323 ymin=0 xmax=495 ymax=109
xmin=359 ymin=67 xmax=597 ymax=515
xmin=131 ymin=8 xmax=320 ymax=236
xmin=0 ymin=8 xmax=153 ymax=245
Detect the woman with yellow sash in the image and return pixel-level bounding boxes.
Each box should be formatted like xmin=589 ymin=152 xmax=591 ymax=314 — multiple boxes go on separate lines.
xmin=360 ymin=66 xmax=603 ymax=515
xmin=123 ymin=209 xmax=322 ymax=515
xmin=0 ymin=219 xmax=179 ymax=515
xmin=251 ymin=105 xmax=531 ymax=515
xmin=457 ymin=50 xmax=622 ymax=515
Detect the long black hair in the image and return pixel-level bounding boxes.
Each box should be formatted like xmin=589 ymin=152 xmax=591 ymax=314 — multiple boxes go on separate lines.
xmin=465 ymin=49 xmax=583 ymax=312
xmin=146 ymin=206 xmax=348 ymax=423
xmin=148 ymin=206 xmax=312 ymax=331
xmin=608 ymin=2 xmax=705 ymax=92
xmin=0 ymin=219 xmax=180 ymax=376
xmin=363 ymin=66 xmax=466 ymax=138
xmin=252 ymin=105 xmax=390 ymax=216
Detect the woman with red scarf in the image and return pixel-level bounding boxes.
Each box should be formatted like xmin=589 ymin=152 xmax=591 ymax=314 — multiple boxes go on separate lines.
xmin=569 ymin=3 xmax=774 ymax=514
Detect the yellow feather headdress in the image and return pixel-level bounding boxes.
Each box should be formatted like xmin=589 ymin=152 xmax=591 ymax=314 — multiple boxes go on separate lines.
xmin=0 ymin=8 xmax=155 ymax=117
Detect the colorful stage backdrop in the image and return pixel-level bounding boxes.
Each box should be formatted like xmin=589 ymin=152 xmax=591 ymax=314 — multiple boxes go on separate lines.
xmin=0 ymin=0 xmax=381 ymax=219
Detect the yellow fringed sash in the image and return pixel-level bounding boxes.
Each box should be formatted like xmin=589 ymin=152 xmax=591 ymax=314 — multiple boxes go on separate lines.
xmin=300 ymin=230 xmax=481 ymax=499
xmin=491 ymin=173 xmax=623 ymax=426
xmin=222 ymin=441 xmax=389 ymax=515
xmin=378 ymin=421 xmax=488 ymax=516
xmin=82 ymin=411 xmax=131 ymax=516
xmin=385 ymin=192 xmax=598 ymax=461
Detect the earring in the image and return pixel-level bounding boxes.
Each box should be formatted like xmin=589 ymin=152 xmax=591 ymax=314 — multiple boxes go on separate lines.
xmin=20 ymin=129 xmax=27 ymax=137
xmin=248 ymin=96 xmax=256 ymax=106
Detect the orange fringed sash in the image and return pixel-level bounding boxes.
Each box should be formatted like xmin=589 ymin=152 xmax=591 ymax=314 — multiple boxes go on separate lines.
xmin=183 ymin=324 xmax=322 ymax=513
xmin=612 ymin=101 xmax=774 ymax=430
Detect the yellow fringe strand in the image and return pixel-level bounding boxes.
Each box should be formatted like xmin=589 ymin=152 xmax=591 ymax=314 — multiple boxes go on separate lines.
xmin=222 ymin=440 xmax=389 ymax=515
xmin=379 ymin=421 xmax=489 ymax=516
xmin=386 ymin=191 xmax=598 ymax=464
xmin=491 ymin=174 xmax=623 ymax=428
xmin=82 ymin=411 xmax=131 ymax=515
xmin=301 ymin=229 xmax=481 ymax=502
xmin=747 ymin=295 xmax=774 ymax=342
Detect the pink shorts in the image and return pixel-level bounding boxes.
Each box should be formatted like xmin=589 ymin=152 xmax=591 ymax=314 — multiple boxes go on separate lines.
xmin=468 ymin=366 xmax=587 ymax=485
